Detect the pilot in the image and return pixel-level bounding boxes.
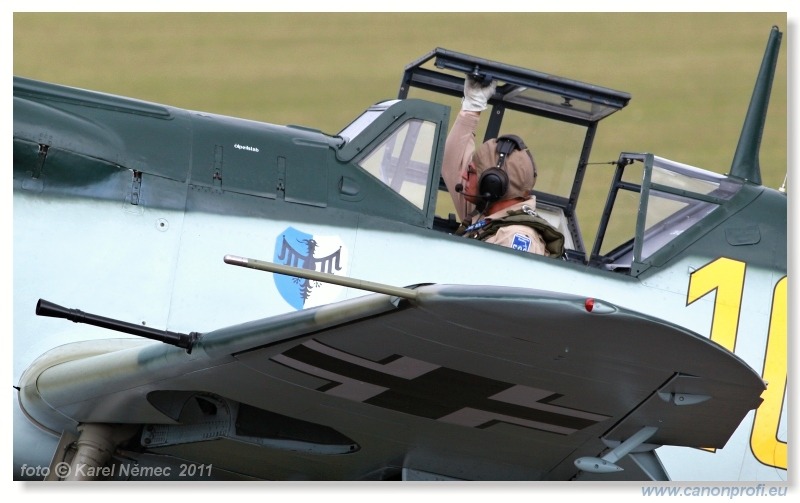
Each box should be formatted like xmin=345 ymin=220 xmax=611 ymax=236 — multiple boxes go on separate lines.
xmin=442 ymin=76 xmax=561 ymax=257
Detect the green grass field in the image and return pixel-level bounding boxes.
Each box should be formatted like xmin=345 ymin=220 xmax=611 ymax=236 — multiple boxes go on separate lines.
xmin=13 ymin=12 xmax=787 ymax=245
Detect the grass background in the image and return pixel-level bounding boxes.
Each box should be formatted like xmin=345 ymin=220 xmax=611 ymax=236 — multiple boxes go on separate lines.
xmin=12 ymin=12 xmax=788 ymax=245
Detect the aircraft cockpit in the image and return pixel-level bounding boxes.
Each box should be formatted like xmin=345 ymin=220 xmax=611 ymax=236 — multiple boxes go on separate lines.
xmin=397 ymin=48 xmax=635 ymax=262
xmin=335 ymin=48 xmax=744 ymax=278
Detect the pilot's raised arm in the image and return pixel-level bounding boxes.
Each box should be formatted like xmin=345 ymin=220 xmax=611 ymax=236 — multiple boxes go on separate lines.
xmin=441 ymin=78 xmax=490 ymax=223
xmin=442 ymin=77 xmax=558 ymax=257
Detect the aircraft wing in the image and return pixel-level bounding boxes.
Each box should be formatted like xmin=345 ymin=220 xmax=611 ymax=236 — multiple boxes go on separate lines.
xmin=19 ymin=284 xmax=765 ymax=480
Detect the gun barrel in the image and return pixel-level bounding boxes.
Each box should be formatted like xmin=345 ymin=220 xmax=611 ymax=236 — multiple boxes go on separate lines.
xmin=36 ymin=299 xmax=198 ymax=352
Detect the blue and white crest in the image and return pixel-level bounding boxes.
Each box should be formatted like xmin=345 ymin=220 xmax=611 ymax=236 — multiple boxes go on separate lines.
xmin=273 ymin=227 xmax=349 ymax=310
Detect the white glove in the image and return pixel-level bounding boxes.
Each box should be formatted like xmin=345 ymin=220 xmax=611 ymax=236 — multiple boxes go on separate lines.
xmin=461 ymin=76 xmax=496 ymax=112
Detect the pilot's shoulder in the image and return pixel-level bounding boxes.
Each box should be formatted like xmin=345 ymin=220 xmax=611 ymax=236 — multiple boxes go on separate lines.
xmin=487 ymin=224 xmax=547 ymax=254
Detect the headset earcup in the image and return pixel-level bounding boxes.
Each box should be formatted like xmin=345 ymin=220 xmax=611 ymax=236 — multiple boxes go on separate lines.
xmin=478 ymin=168 xmax=509 ymax=202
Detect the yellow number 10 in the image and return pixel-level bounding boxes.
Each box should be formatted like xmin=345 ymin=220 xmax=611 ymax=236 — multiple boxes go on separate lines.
xmin=687 ymin=257 xmax=787 ymax=470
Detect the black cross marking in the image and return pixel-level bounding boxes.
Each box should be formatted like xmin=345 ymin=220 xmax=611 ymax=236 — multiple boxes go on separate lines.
xmin=277 ymin=342 xmax=606 ymax=434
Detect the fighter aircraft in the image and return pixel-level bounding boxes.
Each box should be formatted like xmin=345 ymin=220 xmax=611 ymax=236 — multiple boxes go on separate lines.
xmin=12 ymin=26 xmax=786 ymax=481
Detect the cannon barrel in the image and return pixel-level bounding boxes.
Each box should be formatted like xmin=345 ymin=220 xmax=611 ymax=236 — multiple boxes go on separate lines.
xmin=36 ymin=299 xmax=198 ymax=352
